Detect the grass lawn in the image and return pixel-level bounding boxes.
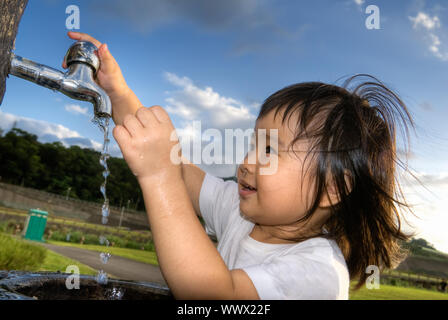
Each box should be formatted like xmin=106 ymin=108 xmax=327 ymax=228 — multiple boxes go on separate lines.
xmin=38 ymin=249 xmax=98 ymax=276
xmin=47 ymin=240 xmax=159 ymax=266
xmin=349 ymin=283 xmax=448 ymax=300
xmin=1 ymin=233 xmax=98 ymax=276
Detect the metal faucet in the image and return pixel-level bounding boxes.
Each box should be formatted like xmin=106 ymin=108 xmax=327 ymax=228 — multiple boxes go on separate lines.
xmin=8 ymin=41 xmax=111 ymax=118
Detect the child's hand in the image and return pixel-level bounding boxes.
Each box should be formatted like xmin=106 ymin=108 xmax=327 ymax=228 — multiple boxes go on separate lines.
xmin=62 ymin=31 xmax=129 ymax=100
xmin=113 ymin=106 xmax=182 ymax=183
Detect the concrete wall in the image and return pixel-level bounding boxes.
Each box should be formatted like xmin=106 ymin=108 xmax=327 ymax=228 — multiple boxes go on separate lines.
xmin=0 ymin=182 xmax=149 ymax=230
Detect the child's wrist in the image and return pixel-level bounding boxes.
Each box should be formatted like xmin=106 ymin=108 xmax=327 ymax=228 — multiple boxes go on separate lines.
xmin=138 ymin=167 xmax=183 ymax=192
xmin=108 ymin=85 xmax=131 ymax=103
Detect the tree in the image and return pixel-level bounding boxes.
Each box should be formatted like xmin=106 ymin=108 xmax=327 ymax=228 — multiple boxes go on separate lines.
xmin=0 ymin=127 xmax=145 ymax=210
xmin=0 ymin=0 xmax=29 ymax=104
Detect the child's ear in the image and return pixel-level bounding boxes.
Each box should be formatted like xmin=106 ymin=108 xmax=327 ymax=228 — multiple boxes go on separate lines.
xmin=319 ymin=169 xmax=353 ymax=208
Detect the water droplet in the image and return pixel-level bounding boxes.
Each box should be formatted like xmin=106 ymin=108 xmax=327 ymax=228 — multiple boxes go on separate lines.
xmin=103 ymin=169 xmax=110 ymax=179
xmin=100 ymin=183 xmax=106 ymax=197
xmin=139 ymin=154 xmax=144 ymax=159
xmin=102 ymin=203 xmax=109 ymax=217
xmin=105 ymin=287 xmax=124 ymax=300
xmin=96 ymin=270 xmax=108 ymax=285
xmin=100 ymin=252 xmax=111 ymax=264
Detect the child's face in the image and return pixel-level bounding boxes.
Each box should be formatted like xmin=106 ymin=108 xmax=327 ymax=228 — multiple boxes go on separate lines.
xmin=237 ymin=109 xmax=328 ymax=231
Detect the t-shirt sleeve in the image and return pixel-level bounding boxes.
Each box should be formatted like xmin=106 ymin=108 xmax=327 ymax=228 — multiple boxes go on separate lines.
xmin=242 ymin=254 xmax=345 ymax=300
xmin=199 ymin=172 xmax=240 ymax=241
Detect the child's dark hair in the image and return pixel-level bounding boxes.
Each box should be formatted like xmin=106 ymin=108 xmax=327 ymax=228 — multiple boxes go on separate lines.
xmin=257 ymin=74 xmax=416 ymax=290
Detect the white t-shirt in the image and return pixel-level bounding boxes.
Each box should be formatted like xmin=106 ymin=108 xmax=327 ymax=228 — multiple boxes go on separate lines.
xmin=199 ymin=172 xmax=350 ymax=300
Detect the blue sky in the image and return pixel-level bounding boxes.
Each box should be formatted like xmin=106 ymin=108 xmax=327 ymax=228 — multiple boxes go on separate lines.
xmin=1 ymin=0 xmax=447 ymax=252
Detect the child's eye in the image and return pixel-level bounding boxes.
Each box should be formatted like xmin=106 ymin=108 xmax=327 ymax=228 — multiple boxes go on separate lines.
xmin=266 ymin=146 xmax=276 ymax=154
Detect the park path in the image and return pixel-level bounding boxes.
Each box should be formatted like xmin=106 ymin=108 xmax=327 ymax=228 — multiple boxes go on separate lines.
xmin=41 ymin=243 xmax=167 ymax=286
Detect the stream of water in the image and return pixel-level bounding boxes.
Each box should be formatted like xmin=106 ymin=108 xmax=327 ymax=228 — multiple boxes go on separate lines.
xmin=92 ymin=116 xmax=111 ymax=286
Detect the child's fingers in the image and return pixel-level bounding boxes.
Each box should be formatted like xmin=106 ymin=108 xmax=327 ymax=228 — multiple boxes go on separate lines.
xmin=148 ymin=105 xmax=171 ymax=124
xmin=67 ymin=31 xmax=102 ymax=48
xmin=113 ymin=125 xmax=131 ymax=149
xmin=135 ymin=107 xmax=159 ymax=128
xmin=63 ymin=32 xmax=103 ymax=69
xmin=122 ymin=114 xmax=143 ymax=138
xmin=97 ymin=43 xmax=118 ymax=70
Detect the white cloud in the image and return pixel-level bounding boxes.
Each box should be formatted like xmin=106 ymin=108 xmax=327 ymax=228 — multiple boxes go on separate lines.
xmin=163 ymin=72 xmax=257 ymax=130
xmin=409 ymin=12 xmax=440 ymax=30
xmin=409 ymin=11 xmax=448 ymax=61
xmin=163 ymin=72 xmax=259 ymax=176
xmin=0 ymin=110 xmax=120 ymax=155
xmin=0 ymin=110 xmax=80 ymax=140
xmin=399 ymin=170 xmax=448 ymax=253
xmin=428 ymin=33 xmax=448 ymax=61
xmin=65 ymin=104 xmax=89 ymax=116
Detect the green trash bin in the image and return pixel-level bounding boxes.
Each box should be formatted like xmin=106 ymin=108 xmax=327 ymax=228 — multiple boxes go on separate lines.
xmin=23 ymin=209 xmax=48 ymax=242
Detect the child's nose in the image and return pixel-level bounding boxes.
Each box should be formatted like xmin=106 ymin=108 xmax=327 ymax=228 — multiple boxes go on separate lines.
xmin=238 ymin=162 xmax=254 ymax=177
xmin=239 ymin=165 xmax=249 ymax=176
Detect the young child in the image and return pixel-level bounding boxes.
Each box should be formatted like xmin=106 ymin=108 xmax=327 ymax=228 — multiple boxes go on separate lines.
xmin=64 ymin=32 xmax=415 ymax=300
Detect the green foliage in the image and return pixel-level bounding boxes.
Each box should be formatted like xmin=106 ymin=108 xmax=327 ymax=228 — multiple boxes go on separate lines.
xmin=0 ymin=233 xmax=47 ymax=270
xmin=0 ymin=219 xmax=22 ymax=234
xmin=104 ymin=234 xmax=125 ymax=247
xmin=83 ymin=233 xmax=99 ymax=245
xmin=46 ymin=228 xmax=154 ymax=251
xmin=48 ymin=230 xmax=65 ymax=242
xmin=349 ymin=283 xmax=448 ymax=300
xmin=401 ymin=237 xmax=448 ymax=260
xmin=0 ymin=128 xmax=145 ymax=211
xmin=409 ymin=238 xmax=435 ymax=249
xmin=68 ymin=231 xmax=83 ymax=243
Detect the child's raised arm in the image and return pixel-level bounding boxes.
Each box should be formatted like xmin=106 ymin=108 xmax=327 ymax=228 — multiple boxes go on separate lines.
xmin=63 ymin=32 xmax=208 ymax=217
xmin=181 ymin=156 xmax=206 ymax=217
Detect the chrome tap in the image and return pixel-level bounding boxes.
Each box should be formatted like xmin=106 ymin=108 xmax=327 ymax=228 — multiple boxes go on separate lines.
xmin=9 ymin=41 xmax=111 ymax=118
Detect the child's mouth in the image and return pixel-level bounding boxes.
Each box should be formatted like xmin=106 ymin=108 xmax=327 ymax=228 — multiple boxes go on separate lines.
xmin=239 ymin=181 xmax=257 ymax=197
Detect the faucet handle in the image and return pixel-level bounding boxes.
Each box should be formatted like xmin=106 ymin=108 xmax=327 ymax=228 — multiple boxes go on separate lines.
xmin=64 ymin=41 xmax=100 ymax=73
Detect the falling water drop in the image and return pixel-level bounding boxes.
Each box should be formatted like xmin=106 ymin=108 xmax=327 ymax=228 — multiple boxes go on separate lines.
xmin=100 ymin=252 xmax=111 ymax=264
xmin=102 ymin=200 xmax=109 ymax=218
xmin=100 ymin=183 xmax=106 ymax=198
xmin=105 ymin=287 xmax=124 ymax=300
xmin=96 ymin=270 xmax=108 ymax=285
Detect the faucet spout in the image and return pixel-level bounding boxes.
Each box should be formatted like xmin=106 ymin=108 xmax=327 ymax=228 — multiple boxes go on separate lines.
xmin=8 ymin=41 xmax=111 ymax=118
